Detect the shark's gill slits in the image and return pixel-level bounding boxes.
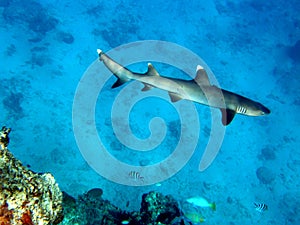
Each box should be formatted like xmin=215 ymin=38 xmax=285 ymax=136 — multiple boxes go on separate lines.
xmin=237 ymin=105 xmax=247 ymax=114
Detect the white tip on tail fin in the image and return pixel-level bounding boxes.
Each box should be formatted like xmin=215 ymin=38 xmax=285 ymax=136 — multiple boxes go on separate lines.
xmin=97 ymin=49 xmax=102 ymax=54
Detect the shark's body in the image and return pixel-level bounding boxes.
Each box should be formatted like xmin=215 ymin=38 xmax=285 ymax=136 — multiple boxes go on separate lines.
xmin=97 ymin=49 xmax=270 ymax=125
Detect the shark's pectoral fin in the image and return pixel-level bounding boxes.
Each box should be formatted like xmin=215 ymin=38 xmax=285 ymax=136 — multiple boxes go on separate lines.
xmin=141 ymin=83 xmax=153 ymax=91
xmin=112 ymin=77 xmax=129 ymax=88
xmin=169 ymin=92 xmax=183 ymax=102
xmin=146 ymin=63 xmax=160 ymax=76
xmin=220 ymin=108 xmax=236 ymax=126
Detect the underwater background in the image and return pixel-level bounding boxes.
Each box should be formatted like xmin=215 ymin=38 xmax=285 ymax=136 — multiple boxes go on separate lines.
xmin=0 ymin=0 xmax=299 ymax=224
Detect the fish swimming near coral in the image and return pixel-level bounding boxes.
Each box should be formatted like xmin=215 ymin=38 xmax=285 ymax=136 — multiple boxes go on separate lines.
xmin=186 ymin=197 xmax=216 ymax=211
xmin=97 ymin=49 xmax=270 ymax=125
xmin=184 ymin=212 xmax=206 ymax=224
xmin=254 ymin=203 xmax=268 ymax=213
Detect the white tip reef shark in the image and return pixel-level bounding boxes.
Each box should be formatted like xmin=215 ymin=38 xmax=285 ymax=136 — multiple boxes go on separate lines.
xmin=97 ymin=49 xmax=270 ymax=125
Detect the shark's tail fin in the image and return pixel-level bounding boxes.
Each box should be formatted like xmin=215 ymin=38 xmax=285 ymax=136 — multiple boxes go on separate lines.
xmin=111 ymin=77 xmax=131 ymax=88
xmin=97 ymin=49 xmax=131 ymax=88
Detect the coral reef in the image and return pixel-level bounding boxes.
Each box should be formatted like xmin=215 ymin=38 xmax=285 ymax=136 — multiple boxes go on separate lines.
xmin=0 ymin=77 xmax=31 ymax=121
xmin=60 ymin=189 xmax=185 ymax=225
xmin=287 ymin=40 xmax=300 ymax=62
xmin=92 ymin=4 xmax=140 ymax=48
xmin=5 ymin=44 xmax=16 ymax=57
xmin=0 ymin=126 xmax=11 ymax=149
xmin=109 ymin=141 xmax=123 ymax=152
xmin=56 ymin=31 xmax=74 ymax=44
xmin=168 ymin=120 xmax=181 ymax=139
xmin=2 ymin=0 xmax=58 ymax=36
xmin=0 ymin=127 xmax=192 ymax=225
xmin=279 ymin=192 xmax=300 ymax=224
xmin=256 ymin=166 xmax=276 ymax=184
xmin=2 ymin=92 xmax=24 ymax=120
xmin=257 ymin=146 xmax=276 ymax=161
xmin=63 ymin=187 xmax=139 ymax=225
xmin=26 ymin=45 xmax=52 ymax=68
xmin=0 ymin=203 xmax=13 ymax=224
xmin=140 ymin=191 xmax=180 ymax=224
xmin=60 ymin=192 xmax=80 ymax=224
xmin=0 ymin=127 xmax=64 ymax=224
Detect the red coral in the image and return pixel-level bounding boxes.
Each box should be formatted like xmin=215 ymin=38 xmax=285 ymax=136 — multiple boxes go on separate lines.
xmin=21 ymin=210 xmax=33 ymax=225
xmin=0 ymin=202 xmax=13 ymax=225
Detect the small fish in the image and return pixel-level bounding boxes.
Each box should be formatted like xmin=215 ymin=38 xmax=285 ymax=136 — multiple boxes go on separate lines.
xmin=128 ymin=171 xmax=144 ymax=181
xmin=121 ymin=220 xmax=130 ymax=224
xmin=155 ymin=183 xmax=162 ymax=187
xmin=254 ymin=203 xmax=268 ymax=213
xmin=186 ymin=197 xmax=216 ymax=211
xmin=184 ymin=213 xmax=206 ymax=223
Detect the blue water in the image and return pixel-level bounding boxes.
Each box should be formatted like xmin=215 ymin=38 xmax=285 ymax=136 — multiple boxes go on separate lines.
xmin=1 ymin=0 xmax=299 ymax=224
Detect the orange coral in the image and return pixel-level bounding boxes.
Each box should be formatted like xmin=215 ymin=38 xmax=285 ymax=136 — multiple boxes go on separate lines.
xmin=0 ymin=202 xmax=13 ymax=225
xmin=21 ymin=210 xmax=33 ymax=225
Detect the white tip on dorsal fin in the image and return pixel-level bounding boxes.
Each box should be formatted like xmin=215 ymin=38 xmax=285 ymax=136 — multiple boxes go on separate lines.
xmin=196 ymin=65 xmax=204 ymax=71
xmin=194 ymin=65 xmax=210 ymax=86
xmin=147 ymin=63 xmax=160 ymax=76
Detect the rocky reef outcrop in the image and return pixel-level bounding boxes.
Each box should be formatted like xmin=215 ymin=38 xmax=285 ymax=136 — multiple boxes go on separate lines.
xmin=0 ymin=126 xmax=195 ymax=224
xmin=61 ymin=189 xmax=184 ymax=225
xmin=0 ymin=127 xmax=64 ymax=225
xmin=140 ymin=191 xmax=181 ymax=224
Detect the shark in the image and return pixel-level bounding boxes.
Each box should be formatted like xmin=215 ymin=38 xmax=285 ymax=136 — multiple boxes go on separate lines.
xmin=97 ymin=49 xmax=270 ymax=125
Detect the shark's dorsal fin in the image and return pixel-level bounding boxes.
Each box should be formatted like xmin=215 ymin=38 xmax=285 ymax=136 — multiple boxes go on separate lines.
xmin=194 ymin=65 xmax=210 ymax=86
xmin=220 ymin=108 xmax=236 ymax=126
xmin=146 ymin=63 xmax=159 ymax=76
xmin=168 ymin=92 xmax=182 ymax=102
xmin=141 ymin=83 xmax=153 ymax=91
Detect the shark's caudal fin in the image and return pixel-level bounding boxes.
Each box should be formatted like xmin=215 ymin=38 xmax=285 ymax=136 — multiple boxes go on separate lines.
xmin=97 ymin=49 xmax=131 ymax=89
xmin=112 ymin=78 xmax=130 ymax=88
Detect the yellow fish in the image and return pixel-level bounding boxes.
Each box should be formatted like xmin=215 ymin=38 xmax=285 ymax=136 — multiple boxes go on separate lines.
xmin=184 ymin=213 xmax=206 ymax=223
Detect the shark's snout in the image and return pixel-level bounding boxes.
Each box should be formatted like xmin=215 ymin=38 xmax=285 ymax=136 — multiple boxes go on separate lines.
xmin=260 ymin=104 xmax=271 ymax=115
xmin=246 ymin=101 xmax=270 ymax=116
